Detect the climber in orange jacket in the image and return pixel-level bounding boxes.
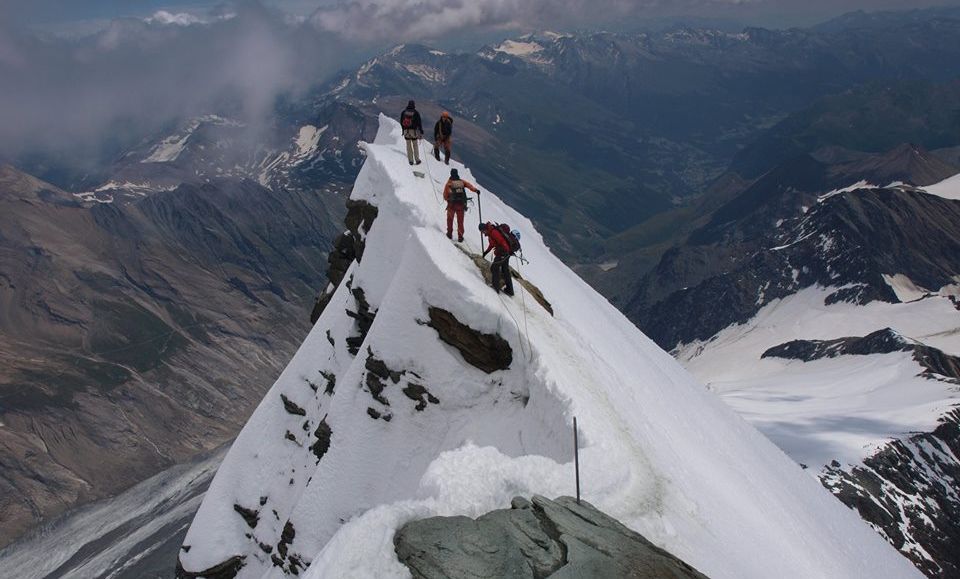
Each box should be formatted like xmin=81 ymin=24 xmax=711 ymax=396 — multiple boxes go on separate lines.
xmin=443 ymin=168 xmax=479 ymax=242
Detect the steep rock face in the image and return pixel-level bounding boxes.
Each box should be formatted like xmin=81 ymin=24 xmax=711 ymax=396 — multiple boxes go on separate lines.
xmin=821 ymin=409 xmax=960 ymax=578
xmin=177 ymin=117 xmax=920 ymax=579
xmin=633 ymin=177 xmax=960 ymax=351
xmin=648 ymin=153 xmax=960 ymax=576
xmin=395 ymin=495 xmax=709 ymax=579
xmin=0 ymin=166 xmax=341 ymax=548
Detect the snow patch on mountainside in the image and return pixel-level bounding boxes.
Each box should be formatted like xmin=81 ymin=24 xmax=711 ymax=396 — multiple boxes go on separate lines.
xmin=141 ymin=115 xmax=241 ymax=163
xmin=494 ymin=39 xmax=544 ymax=56
xmin=400 ymin=64 xmax=445 ymax=83
xmin=678 ymin=286 xmax=960 ymax=469
xmin=294 ymin=125 xmax=326 ymax=161
xmin=818 ymin=180 xmax=876 ymax=202
xmin=179 ymin=116 xmax=921 ymax=579
xmin=924 ymin=171 xmax=960 ymax=200
xmin=883 ymin=273 xmax=930 ymax=302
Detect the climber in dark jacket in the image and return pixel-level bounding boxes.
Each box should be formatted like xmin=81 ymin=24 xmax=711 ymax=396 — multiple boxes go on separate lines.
xmin=433 ymin=111 xmax=453 ymax=164
xmin=443 ymin=168 xmax=479 ymax=242
xmin=480 ymin=222 xmax=514 ymax=296
xmin=399 ymin=100 xmax=423 ymax=165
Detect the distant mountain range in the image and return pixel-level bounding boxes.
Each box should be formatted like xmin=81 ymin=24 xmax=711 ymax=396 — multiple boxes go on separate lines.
xmin=0 ymin=164 xmax=341 ymax=548
xmin=2 ymin=8 xmax=960 ymax=577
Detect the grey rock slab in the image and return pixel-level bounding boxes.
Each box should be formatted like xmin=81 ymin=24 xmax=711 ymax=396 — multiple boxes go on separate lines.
xmin=395 ymin=495 xmax=709 ymax=579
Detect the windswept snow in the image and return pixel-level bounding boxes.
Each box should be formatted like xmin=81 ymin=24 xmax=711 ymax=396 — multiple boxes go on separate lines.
xmin=924 ymin=171 xmax=960 ymax=201
xmin=180 ymin=116 xmax=921 ymax=579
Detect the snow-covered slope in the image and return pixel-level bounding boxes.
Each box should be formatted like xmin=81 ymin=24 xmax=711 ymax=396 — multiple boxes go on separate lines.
xmin=178 ymin=116 xmax=920 ymax=579
xmin=678 ymin=286 xmax=960 ymax=470
xmin=925 ymin=171 xmax=960 ymax=201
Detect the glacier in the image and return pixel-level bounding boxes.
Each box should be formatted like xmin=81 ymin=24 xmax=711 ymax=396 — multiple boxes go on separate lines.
xmin=178 ymin=115 xmax=921 ymax=579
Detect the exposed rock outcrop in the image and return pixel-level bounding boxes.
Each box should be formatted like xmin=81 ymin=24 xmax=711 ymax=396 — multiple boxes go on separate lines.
xmin=175 ymin=555 xmax=245 ymax=579
xmin=426 ymin=307 xmax=512 ymax=373
xmin=763 ymin=328 xmax=960 ymax=381
xmin=394 ymin=495 xmax=710 ymax=579
xmin=821 ymin=409 xmax=960 ymax=578
xmin=311 ymin=199 xmax=379 ymax=324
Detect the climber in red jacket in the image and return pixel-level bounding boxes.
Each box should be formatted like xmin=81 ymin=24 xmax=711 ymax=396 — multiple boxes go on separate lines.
xmin=480 ymin=222 xmax=515 ymax=296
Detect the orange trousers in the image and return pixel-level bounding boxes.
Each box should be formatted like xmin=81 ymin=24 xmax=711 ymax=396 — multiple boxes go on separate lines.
xmin=446 ymin=204 xmax=465 ymax=238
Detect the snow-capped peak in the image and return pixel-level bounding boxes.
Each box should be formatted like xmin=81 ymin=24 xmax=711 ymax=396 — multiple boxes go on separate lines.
xmin=177 ymin=115 xmax=921 ymax=579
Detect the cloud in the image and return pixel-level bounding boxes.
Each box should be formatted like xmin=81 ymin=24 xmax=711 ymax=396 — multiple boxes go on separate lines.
xmin=144 ymin=11 xmax=209 ymax=26
xmin=308 ymin=0 xmax=761 ymax=41
xmin=0 ymin=2 xmax=363 ymax=177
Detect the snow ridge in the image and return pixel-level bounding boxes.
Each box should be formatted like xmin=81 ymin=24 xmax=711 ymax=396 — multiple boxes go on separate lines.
xmin=179 ymin=116 xmax=921 ymax=579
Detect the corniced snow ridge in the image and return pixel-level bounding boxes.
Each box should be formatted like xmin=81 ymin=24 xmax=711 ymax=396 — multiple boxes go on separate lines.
xmin=177 ymin=115 xmax=922 ymax=579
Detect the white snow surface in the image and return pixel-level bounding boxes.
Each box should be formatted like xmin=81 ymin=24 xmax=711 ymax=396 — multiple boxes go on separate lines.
xmin=883 ymin=273 xmax=930 ymax=302
xmin=494 ymin=39 xmax=544 ymax=56
xmin=677 ymin=286 xmax=960 ymax=470
xmin=923 ymin=171 xmax=960 ymax=201
xmin=180 ymin=116 xmax=921 ymax=579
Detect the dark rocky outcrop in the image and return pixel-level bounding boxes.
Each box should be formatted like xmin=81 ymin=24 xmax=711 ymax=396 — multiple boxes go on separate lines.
xmin=426 ymin=307 xmax=512 ymax=373
xmin=232 ymin=504 xmax=259 ymax=529
xmin=311 ymin=200 xmax=379 ymax=324
xmin=821 ymin=409 xmax=960 ymax=578
xmin=280 ymin=394 xmax=307 ymax=417
xmin=763 ymin=328 xmax=960 ymax=381
xmin=632 ymin=182 xmax=960 ymax=350
xmin=320 ymin=370 xmax=336 ymax=395
xmin=175 ymin=555 xmax=245 ymax=579
xmin=309 ymin=417 xmax=332 ymax=462
xmin=395 ymin=495 xmax=709 ymax=579
xmin=762 ymin=328 xmax=912 ymax=361
xmin=402 ymin=384 xmax=440 ymax=411
xmin=345 ymin=286 xmax=377 ymax=356
xmin=271 ymin=520 xmax=306 ymax=574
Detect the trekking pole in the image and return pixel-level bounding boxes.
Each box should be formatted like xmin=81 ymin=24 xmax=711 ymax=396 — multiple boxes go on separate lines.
xmin=477 ymin=190 xmax=484 ymax=247
xmin=574 ymin=416 xmax=581 ymax=504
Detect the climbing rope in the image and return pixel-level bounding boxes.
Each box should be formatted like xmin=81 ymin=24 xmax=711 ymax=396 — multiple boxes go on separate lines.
xmin=515 ymin=258 xmax=533 ymax=359
xmin=495 ymin=288 xmax=529 ymax=360
xmin=415 ymin=139 xmax=533 ymax=361
xmin=418 ymin=140 xmax=445 ymax=207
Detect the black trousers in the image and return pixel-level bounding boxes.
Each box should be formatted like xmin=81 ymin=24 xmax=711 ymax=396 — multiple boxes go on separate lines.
xmin=492 ymin=254 xmax=514 ymax=294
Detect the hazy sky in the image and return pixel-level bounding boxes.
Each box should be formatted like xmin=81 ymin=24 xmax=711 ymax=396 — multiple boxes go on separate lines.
xmin=1 ymin=0 xmax=959 ymax=175
xmin=8 ymin=0 xmax=960 ymax=30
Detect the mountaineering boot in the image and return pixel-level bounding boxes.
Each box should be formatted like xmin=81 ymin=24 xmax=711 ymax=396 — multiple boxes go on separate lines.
xmin=446 ymin=232 xmax=452 ymax=239
xmin=434 ymin=147 xmax=441 ymax=161
xmin=444 ymin=150 xmax=451 ymax=165
xmin=458 ymin=235 xmax=464 ymax=242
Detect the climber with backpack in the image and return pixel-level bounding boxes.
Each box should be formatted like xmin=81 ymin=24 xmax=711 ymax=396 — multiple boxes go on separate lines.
xmin=443 ymin=168 xmax=479 ymax=242
xmin=433 ymin=111 xmax=453 ymax=164
xmin=480 ymin=222 xmax=520 ymax=296
xmin=399 ymin=100 xmax=423 ymax=165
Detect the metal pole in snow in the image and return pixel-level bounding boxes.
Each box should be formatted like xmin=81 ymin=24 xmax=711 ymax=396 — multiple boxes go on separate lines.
xmin=574 ymin=416 xmax=581 ymax=504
